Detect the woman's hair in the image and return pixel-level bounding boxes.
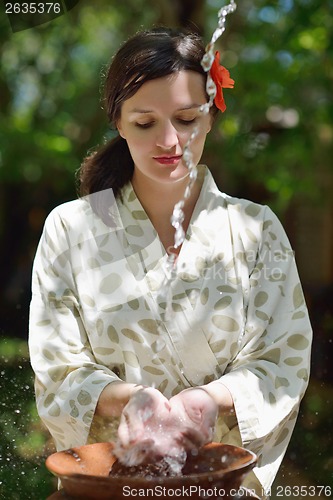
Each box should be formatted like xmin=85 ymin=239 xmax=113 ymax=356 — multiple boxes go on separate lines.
xmin=79 ymin=27 xmax=215 ymax=201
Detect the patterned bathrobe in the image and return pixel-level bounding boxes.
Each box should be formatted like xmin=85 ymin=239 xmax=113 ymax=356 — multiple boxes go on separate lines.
xmin=29 ymin=166 xmax=312 ymax=498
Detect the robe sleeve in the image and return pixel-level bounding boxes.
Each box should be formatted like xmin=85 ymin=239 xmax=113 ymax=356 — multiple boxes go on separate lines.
xmin=219 ymin=205 xmax=312 ymax=494
xmin=28 ymin=207 xmax=121 ymax=451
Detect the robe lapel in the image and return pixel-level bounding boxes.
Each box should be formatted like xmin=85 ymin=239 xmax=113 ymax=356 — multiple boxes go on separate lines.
xmin=116 ymin=169 xmax=244 ymax=387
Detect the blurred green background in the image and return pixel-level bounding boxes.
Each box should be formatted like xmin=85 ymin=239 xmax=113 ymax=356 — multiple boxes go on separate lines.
xmin=0 ymin=0 xmax=332 ymax=498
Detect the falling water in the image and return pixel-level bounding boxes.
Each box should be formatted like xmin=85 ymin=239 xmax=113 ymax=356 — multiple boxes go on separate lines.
xmin=168 ymin=0 xmax=237 ymax=255
xmin=164 ymin=0 xmax=237 ymax=314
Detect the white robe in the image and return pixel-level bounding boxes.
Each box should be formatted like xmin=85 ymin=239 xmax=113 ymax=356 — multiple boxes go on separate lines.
xmin=29 ymin=166 xmax=312 ymax=498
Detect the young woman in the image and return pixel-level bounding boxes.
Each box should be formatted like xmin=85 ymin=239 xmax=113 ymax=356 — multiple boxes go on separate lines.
xmin=29 ymin=27 xmax=312 ymax=498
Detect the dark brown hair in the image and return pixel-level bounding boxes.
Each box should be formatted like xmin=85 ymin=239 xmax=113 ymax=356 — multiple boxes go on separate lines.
xmin=79 ymin=27 xmax=215 ymax=201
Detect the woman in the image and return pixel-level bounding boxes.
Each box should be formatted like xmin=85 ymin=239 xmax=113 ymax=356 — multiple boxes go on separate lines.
xmin=29 ymin=28 xmax=312 ymax=498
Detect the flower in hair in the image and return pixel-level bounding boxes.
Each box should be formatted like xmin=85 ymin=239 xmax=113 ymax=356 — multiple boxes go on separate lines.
xmin=210 ymin=51 xmax=234 ymax=112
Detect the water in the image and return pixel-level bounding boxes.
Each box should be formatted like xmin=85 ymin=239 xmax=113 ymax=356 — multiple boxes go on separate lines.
xmin=164 ymin=0 xmax=237 ymax=292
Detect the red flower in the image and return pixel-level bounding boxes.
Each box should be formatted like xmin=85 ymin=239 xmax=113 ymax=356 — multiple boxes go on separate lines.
xmin=209 ymin=51 xmax=235 ymax=112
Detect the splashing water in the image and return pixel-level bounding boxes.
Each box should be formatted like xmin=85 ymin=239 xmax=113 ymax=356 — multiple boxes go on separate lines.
xmin=0 ymin=340 xmax=55 ymax=498
xmin=113 ymin=388 xmax=189 ymax=473
xmin=113 ymin=436 xmax=187 ymax=477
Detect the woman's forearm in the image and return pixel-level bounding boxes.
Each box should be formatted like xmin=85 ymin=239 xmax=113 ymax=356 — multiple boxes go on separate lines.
xmin=95 ymin=381 xmax=146 ymax=417
xmin=200 ymin=380 xmax=235 ymax=416
xmin=96 ymin=380 xmax=235 ymax=418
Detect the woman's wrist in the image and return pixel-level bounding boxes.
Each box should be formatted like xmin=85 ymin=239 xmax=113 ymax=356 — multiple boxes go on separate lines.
xmin=96 ymin=381 xmax=145 ymax=417
xmin=199 ymin=381 xmax=235 ymax=416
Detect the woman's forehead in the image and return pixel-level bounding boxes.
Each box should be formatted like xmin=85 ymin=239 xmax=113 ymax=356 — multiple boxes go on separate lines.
xmin=121 ymin=71 xmax=207 ymax=112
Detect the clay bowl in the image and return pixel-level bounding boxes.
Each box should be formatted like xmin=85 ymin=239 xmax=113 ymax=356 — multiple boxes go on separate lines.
xmin=46 ymin=441 xmax=257 ymax=499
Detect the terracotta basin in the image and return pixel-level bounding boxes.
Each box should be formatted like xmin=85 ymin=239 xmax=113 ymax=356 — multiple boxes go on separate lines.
xmin=46 ymin=441 xmax=257 ymax=499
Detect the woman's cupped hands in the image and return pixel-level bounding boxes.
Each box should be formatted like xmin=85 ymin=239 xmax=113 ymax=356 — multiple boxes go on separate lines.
xmin=113 ymin=386 xmax=218 ymax=467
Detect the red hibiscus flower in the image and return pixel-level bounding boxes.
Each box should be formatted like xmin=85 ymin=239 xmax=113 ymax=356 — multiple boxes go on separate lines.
xmin=209 ymin=51 xmax=235 ymax=112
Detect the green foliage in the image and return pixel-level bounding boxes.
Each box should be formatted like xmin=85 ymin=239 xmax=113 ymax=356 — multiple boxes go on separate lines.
xmin=205 ymin=0 xmax=333 ymax=212
xmin=0 ymin=339 xmax=56 ymax=499
xmin=289 ymin=379 xmax=333 ymax=489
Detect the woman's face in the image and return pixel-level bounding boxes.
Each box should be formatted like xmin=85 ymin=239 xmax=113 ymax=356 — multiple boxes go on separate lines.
xmin=117 ymin=70 xmax=212 ymax=187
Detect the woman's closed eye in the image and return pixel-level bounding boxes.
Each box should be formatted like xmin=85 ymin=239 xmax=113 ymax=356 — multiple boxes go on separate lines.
xmin=135 ymin=122 xmax=154 ymax=129
xmin=135 ymin=118 xmax=197 ymax=129
xmin=178 ymin=118 xmax=197 ymax=126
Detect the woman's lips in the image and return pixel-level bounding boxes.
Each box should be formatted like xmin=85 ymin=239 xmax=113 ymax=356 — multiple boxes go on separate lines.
xmin=153 ymin=155 xmax=182 ymax=165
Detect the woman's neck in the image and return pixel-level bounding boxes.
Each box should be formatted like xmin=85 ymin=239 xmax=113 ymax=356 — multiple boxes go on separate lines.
xmin=131 ymin=170 xmax=203 ymax=252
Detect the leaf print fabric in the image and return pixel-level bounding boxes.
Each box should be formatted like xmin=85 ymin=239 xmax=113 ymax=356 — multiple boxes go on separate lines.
xmin=29 ymin=166 xmax=312 ymax=499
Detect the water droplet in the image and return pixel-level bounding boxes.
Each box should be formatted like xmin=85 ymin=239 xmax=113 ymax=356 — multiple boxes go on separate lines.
xmin=206 ymin=77 xmax=217 ymax=96
xmin=189 ymin=169 xmax=197 ymax=181
xmin=199 ymin=103 xmax=211 ymax=115
xmin=183 ymin=149 xmax=193 ymax=163
xmin=174 ymin=228 xmax=185 ymax=248
xmin=201 ymin=52 xmax=215 ymax=71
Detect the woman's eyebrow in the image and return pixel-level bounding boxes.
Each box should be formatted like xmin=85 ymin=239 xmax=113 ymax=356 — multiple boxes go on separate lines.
xmin=129 ymin=108 xmax=153 ymax=114
xmin=129 ymin=104 xmax=201 ymax=114
xmin=178 ymin=104 xmax=202 ymax=110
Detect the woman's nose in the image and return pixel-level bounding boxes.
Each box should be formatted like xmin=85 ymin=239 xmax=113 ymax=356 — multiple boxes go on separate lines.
xmin=156 ymin=121 xmax=179 ymax=149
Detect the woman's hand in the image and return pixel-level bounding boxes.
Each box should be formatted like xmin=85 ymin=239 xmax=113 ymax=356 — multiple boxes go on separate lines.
xmin=114 ymin=386 xmax=218 ymax=467
xmin=168 ymin=388 xmax=218 ymax=450
xmin=114 ymin=387 xmax=177 ymax=466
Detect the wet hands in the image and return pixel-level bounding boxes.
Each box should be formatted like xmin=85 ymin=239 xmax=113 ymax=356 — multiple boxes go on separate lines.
xmin=114 ymin=387 xmax=218 ymax=467
xmin=114 ymin=387 xmax=174 ymax=466
xmin=169 ymin=387 xmax=218 ymax=449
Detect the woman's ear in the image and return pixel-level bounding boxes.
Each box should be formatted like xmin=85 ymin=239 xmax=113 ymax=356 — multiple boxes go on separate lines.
xmin=206 ymin=114 xmax=213 ymax=134
xmin=116 ymin=121 xmax=125 ymax=139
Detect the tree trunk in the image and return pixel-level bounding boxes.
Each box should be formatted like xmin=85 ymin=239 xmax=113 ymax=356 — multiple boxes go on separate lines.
xmin=151 ymin=0 xmax=205 ymax=34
